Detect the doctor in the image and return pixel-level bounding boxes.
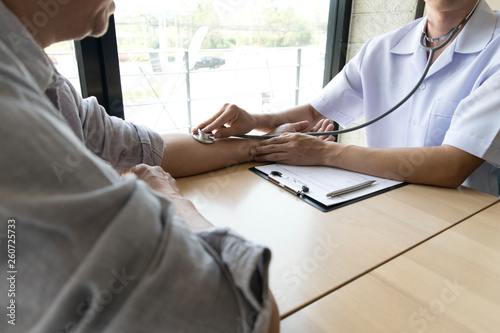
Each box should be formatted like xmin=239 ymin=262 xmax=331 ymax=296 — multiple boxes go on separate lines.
xmin=195 ymin=0 xmax=500 ymax=196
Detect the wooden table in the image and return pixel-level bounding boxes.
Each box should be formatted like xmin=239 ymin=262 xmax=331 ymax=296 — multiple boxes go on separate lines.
xmin=281 ymin=202 xmax=500 ymax=332
xmin=177 ymin=163 xmax=499 ymax=317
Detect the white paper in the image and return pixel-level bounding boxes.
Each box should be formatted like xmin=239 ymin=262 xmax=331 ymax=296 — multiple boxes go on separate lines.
xmin=255 ymin=164 xmax=403 ymax=207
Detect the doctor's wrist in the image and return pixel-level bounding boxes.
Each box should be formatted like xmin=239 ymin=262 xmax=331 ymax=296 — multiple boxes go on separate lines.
xmin=322 ymin=142 xmax=346 ymax=168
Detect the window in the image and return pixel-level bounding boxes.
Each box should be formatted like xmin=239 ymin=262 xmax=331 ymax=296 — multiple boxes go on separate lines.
xmin=45 ymin=41 xmax=81 ymax=94
xmin=486 ymin=0 xmax=500 ymax=9
xmin=113 ymin=0 xmax=331 ymax=133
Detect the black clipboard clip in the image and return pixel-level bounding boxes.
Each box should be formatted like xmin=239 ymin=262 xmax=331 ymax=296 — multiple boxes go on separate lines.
xmin=268 ymin=171 xmax=309 ymax=197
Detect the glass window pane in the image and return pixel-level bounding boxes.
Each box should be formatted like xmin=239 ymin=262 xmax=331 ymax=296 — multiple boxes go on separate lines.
xmin=44 ymin=41 xmax=81 ymax=95
xmin=114 ymin=0 xmax=330 ymax=133
xmin=486 ymin=0 xmax=500 ymax=9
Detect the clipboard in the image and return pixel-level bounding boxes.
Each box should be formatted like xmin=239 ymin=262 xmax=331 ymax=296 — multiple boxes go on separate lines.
xmin=250 ymin=164 xmax=406 ymax=212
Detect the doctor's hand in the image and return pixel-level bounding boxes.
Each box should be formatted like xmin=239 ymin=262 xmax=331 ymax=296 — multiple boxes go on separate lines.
xmin=250 ymin=133 xmax=334 ymax=166
xmin=310 ymin=119 xmax=336 ymax=141
xmin=193 ymin=103 xmax=257 ymax=139
xmin=266 ymin=120 xmax=309 ymax=136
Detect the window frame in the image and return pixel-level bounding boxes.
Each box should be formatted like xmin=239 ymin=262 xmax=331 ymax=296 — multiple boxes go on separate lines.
xmin=74 ymin=15 xmax=124 ymax=119
xmin=73 ymin=1 xmax=426 ymax=121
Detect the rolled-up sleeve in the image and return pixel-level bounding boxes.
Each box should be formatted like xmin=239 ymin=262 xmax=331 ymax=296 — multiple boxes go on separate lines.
xmin=197 ymin=229 xmax=273 ymax=332
xmin=45 ymin=74 xmax=164 ymax=173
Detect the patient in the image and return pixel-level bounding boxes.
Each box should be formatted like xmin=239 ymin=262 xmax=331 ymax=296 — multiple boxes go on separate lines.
xmin=0 ymin=0 xmax=279 ymax=332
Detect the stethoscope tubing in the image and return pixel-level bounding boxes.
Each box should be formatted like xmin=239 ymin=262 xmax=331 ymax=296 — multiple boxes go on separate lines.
xmin=236 ymin=0 xmax=481 ymax=140
xmin=195 ymin=0 xmax=480 ymax=143
xmin=234 ymin=45 xmax=437 ymax=140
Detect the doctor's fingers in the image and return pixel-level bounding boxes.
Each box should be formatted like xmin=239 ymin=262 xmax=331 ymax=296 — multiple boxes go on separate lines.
xmin=319 ymin=123 xmax=336 ymax=142
xmin=197 ymin=104 xmax=255 ymax=138
xmin=252 ymin=144 xmax=320 ymax=165
xmin=260 ymin=134 xmax=331 ymax=163
xmin=259 ymin=132 xmax=317 ymax=147
xmin=266 ymin=121 xmax=310 ymax=136
xmin=253 ymin=151 xmax=293 ymax=163
xmin=192 ymin=105 xmax=227 ymax=134
xmin=193 ymin=104 xmax=237 ymax=136
xmin=310 ymin=119 xmax=329 ymax=132
xmin=310 ymin=119 xmax=336 ymax=141
xmin=251 ymin=133 xmax=307 ymax=156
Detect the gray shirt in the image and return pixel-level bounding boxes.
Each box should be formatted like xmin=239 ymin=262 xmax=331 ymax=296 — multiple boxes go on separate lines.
xmin=0 ymin=3 xmax=272 ymax=332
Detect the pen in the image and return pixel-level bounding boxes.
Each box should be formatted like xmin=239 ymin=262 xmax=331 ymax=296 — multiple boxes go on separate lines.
xmin=326 ymin=180 xmax=376 ymax=198
xmin=269 ymin=172 xmax=308 ymax=196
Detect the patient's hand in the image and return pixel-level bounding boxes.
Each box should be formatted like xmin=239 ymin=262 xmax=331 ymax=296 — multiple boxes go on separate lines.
xmin=124 ymin=164 xmax=183 ymax=200
xmin=124 ymin=164 xmax=213 ymax=231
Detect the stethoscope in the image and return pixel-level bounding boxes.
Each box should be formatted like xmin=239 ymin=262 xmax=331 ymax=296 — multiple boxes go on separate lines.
xmin=193 ymin=0 xmax=481 ymax=144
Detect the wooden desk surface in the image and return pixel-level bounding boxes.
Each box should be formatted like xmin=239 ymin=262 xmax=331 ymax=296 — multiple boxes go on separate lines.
xmin=177 ymin=163 xmax=499 ymax=317
xmin=281 ymin=202 xmax=500 ymax=332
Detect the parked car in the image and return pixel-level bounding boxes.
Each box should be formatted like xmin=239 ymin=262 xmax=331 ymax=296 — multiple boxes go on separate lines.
xmin=192 ymin=56 xmax=225 ymax=70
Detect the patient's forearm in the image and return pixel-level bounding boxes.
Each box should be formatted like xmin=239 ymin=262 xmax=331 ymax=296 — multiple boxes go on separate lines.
xmin=161 ymin=133 xmax=258 ymax=177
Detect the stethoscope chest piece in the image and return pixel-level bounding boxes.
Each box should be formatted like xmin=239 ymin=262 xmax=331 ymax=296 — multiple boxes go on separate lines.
xmin=192 ymin=131 xmax=215 ymax=144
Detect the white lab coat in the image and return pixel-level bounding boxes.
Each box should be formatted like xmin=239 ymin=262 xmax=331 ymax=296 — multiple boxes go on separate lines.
xmin=312 ymin=0 xmax=500 ymax=196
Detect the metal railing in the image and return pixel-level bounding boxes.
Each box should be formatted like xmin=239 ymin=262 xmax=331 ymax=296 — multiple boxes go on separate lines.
xmin=47 ymin=47 xmax=326 ymax=133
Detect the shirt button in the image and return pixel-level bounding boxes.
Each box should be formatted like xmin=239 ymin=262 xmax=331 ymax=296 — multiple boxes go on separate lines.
xmin=419 ymin=83 xmax=426 ymax=90
xmin=411 ymin=118 xmax=417 ymax=126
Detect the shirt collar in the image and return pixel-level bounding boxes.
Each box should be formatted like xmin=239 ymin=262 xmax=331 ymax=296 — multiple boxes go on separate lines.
xmin=391 ymin=0 xmax=497 ymax=55
xmin=0 ymin=1 xmax=55 ymax=91
xmin=456 ymin=0 xmax=497 ymax=53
